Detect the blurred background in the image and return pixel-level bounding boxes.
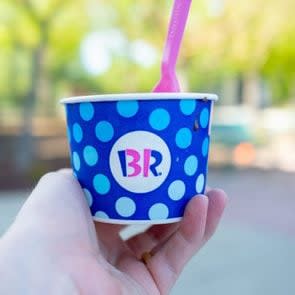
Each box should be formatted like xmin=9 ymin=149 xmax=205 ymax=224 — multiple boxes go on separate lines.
xmin=0 ymin=0 xmax=294 ymax=294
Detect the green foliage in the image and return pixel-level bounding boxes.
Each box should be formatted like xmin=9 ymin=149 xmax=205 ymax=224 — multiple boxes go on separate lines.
xmin=0 ymin=0 xmax=295 ymax=111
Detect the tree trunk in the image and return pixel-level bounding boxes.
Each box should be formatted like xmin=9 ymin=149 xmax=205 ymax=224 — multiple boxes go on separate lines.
xmin=242 ymin=72 xmax=261 ymax=108
xmin=16 ymin=23 xmax=48 ymax=173
xmin=221 ymin=77 xmax=238 ymax=105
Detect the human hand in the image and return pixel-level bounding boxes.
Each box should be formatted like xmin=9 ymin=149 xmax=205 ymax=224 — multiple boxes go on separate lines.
xmin=0 ymin=170 xmax=227 ymax=295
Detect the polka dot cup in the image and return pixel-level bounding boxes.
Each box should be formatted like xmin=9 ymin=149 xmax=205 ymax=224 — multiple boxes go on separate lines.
xmin=61 ymin=93 xmax=218 ymax=224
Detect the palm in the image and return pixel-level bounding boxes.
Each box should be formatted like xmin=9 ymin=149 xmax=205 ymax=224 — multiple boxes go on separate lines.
xmin=7 ymin=171 xmax=227 ymax=295
xmin=93 ymin=223 xmax=159 ymax=295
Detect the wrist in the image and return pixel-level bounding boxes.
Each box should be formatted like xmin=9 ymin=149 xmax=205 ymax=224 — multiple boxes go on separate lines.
xmin=0 ymin=231 xmax=26 ymax=293
xmin=0 ymin=229 xmax=80 ymax=294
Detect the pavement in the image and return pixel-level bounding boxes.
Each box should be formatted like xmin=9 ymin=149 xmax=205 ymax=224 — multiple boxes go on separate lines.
xmin=0 ymin=168 xmax=295 ymax=295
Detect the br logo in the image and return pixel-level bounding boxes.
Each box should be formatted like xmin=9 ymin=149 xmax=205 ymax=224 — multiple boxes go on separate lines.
xmin=110 ymin=131 xmax=171 ymax=193
xmin=118 ymin=149 xmax=163 ymax=178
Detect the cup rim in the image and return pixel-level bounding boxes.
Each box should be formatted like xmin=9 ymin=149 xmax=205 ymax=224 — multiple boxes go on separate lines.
xmin=60 ymin=92 xmax=218 ymax=104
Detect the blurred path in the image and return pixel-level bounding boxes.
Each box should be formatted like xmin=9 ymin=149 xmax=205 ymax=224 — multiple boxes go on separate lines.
xmin=0 ymin=191 xmax=27 ymax=235
xmin=172 ymin=224 xmax=295 ymax=295
xmin=209 ymin=168 xmax=295 ymax=236
xmin=0 ymin=169 xmax=295 ymax=294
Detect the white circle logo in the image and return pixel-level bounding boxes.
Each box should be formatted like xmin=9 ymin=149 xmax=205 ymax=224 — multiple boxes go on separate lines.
xmin=110 ymin=131 xmax=171 ymax=193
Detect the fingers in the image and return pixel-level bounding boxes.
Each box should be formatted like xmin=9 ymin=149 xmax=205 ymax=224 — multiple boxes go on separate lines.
xmin=143 ymin=189 xmax=228 ymax=295
xmin=146 ymin=196 xmax=209 ymax=295
xmin=125 ymin=223 xmax=180 ymax=258
xmin=203 ymin=189 xmax=228 ymax=243
xmin=94 ymin=222 xmax=179 ymax=263
xmin=124 ymin=187 xmax=226 ymax=260
xmin=205 ymin=186 xmax=212 ymax=194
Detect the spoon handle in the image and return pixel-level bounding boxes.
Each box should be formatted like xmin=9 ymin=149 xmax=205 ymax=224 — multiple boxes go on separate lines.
xmin=161 ymin=0 xmax=192 ymax=73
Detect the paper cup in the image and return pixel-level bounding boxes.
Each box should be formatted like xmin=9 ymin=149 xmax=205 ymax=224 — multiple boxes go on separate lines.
xmin=61 ymin=93 xmax=218 ymax=224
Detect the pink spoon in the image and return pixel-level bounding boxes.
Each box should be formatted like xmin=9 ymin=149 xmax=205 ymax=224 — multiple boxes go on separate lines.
xmin=153 ymin=0 xmax=192 ymax=92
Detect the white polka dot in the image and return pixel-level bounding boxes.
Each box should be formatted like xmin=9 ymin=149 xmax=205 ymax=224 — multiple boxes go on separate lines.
xmin=196 ymin=174 xmax=205 ymax=194
xmin=168 ymin=180 xmax=186 ymax=200
xmin=93 ymin=174 xmax=111 ymax=195
xmin=149 ymin=108 xmax=171 ymax=131
xmin=72 ymin=152 xmax=80 ymax=171
xmin=83 ymin=189 xmax=93 ymax=207
xmin=73 ymin=123 xmax=83 ymax=143
xmin=148 ymin=203 xmax=169 ymax=220
xmin=79 ymin=102 xmax=94 ymax=121
xmin=95 ymin=121 xmax=114 ymax=142
xmin=184 ymin=155 xmax=198 ymax=176
xmin=200 ymin=108 xmax=209 ymax=128
xmin=202 ymin=137 xmax=209 ymax=157
xmin=117 ymin=101 xmax=139 ymax=118
xmin=115 ymin=197 xmax=136 ymax=217
xmin=95 ymin=211 xmax=109 ymax=219
xmin=175 ymin=128 xmax=192 ymax=149
xmin=83 ymin=145 xmax=98 ymax=166
xmin=180 ymin=99 xmax=196 ymax=115
xmin=66 ymin=126 xmax=71 ymax=142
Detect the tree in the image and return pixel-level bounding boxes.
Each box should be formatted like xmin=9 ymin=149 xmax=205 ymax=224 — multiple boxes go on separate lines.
xmin=0 ymin=0 xmax=88 ymax=172
xmin=1 ymin=0 xmax=295 ymax=137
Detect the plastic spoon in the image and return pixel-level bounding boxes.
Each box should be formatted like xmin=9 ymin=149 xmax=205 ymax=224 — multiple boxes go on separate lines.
xmin=153 ymin=0 xmax=192 ymax=92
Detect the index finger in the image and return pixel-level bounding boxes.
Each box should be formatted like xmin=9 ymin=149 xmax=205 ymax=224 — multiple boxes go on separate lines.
xmin=146 ymin=196 xmax=209 ymax=295
xmin=145 ymin=189 xmax=227 ymax=294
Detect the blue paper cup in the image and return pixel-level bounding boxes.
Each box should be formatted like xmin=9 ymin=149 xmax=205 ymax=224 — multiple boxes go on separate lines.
xmin=61 ymin=93 xmax=218 ymax=224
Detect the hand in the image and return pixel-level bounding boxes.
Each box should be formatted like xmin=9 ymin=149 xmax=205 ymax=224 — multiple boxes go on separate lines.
xmin=0 ymin=170 xmax=227 ymax=295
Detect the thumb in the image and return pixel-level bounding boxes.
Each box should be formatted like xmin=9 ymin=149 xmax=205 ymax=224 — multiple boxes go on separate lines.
xmin=14 ymin=171 xmax=93 ymax=232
